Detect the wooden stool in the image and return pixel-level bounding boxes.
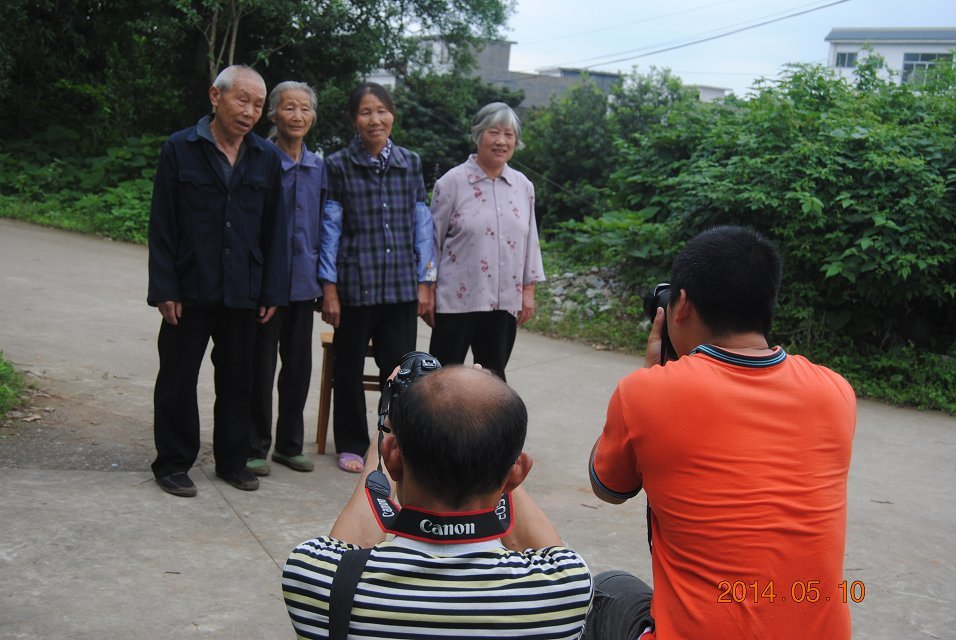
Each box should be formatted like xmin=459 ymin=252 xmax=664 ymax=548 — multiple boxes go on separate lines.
xmin=315 ymin=332 xmax=378 ymax=453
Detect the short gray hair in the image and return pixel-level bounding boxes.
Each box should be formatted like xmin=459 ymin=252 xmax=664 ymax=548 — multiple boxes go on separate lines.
xmin=471 ymin=102 xmax=524 ymax=150
xmin=268 ymin=81 xmax=318 ymax=119
xmin=212 ymin=65 xmax=264 ymax=93
xmin=266 ymin=81 xmax=318 ymax=141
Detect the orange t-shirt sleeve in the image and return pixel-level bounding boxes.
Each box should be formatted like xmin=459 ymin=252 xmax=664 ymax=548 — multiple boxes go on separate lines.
xmin=590 ymin=384 xmax=642 ymax=500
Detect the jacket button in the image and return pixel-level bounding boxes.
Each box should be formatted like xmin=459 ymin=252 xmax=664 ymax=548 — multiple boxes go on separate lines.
xmin=224 ymin=248 xmax=231 ymax=255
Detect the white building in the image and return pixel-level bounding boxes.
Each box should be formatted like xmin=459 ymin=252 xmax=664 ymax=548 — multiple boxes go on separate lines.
xmin=825 ymin=27 xmax=956 ymax=84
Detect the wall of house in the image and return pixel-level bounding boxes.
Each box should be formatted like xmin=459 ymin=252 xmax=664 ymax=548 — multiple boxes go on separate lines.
xmin=828 ymin=41 xmax=955 ymax=83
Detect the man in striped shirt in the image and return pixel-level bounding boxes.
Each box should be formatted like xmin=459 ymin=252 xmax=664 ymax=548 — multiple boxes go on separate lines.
xmin=283 ymin=365 xmax=593 ymax=639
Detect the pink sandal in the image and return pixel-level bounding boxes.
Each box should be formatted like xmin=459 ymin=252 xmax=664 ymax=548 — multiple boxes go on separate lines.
xmin=338 ymin=452 xmax=364 ymax=473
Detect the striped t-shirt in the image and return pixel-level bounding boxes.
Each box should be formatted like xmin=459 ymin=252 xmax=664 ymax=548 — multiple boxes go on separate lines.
xmin=282 ymin=535 xmax=593 ymax=639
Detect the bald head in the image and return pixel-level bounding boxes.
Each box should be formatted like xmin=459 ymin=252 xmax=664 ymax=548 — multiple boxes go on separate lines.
xmin=389 ymin=366 xmax=528 ymax=507
xmin=412 ymin=366 xmax=517 ymax=423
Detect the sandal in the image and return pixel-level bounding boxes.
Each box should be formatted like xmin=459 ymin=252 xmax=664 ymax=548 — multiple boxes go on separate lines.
xmin=338 ymin=452 xmax=364 ymax=473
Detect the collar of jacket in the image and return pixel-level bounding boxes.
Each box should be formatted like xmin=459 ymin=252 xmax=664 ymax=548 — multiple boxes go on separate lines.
xmin=186 ymin=115 xmax=268 ymax=154
xmin=346 ymin=135 xmax=408 ymax=170
xmin=274 ymin=142 xmax=322 ymax=171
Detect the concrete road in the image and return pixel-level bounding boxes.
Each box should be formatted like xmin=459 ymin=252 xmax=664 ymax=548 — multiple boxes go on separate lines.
xmin=0 ymin=218 xmax=953 ymax=639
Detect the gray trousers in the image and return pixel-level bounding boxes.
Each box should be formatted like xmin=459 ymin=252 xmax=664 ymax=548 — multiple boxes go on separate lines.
xmin=582 ymin=571 xmax=654 ymax=640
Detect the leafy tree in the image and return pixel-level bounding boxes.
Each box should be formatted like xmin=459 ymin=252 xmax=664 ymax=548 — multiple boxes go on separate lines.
xmin=608 ymin=67 xmax=699 ymax=143
xmin=516 ymin=68 xmax=698 ymax=232
xmin=391 ymin=72 xmax=523 ymax=188
xmin=519 ymin=78 xmax=616 ymax=231
xmin=0 ymin=0 xmax=514 ymax=152
xmin=0 ymin=0 xmax=191 ymax=153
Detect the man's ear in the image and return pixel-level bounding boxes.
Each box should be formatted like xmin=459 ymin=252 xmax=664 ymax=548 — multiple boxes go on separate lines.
xmin=209 ymin=85 xmax=221 ymax=111
xmin=501 ymin=452 xmax=532 ymax=493
xmin=381 ymin=434 xmax=403 ymax=483
xmin=671 ymin=288 xmax=694 ymax=324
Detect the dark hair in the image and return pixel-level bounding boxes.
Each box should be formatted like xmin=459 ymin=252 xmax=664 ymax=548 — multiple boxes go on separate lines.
xmin=347 ymin=82 xmax=396 ymax=122
xmin=669 ymin=225 xmax=782 ymax=337
xmin=389 ymin=366 xmax=527 ymax=508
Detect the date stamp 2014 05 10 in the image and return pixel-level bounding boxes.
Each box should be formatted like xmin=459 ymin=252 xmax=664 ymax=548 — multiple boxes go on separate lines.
xmin=716 ymin=580 xmax=866 ymax=604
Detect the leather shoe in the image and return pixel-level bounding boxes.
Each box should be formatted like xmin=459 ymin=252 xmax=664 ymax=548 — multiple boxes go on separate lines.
xmin=216 ymin=468 xmax=259 ymax=491
xmin=156 ymin=472 xmax=197 ymax=498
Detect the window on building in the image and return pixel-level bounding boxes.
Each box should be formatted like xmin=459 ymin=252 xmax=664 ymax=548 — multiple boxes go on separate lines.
xmin=835 ymin=52 xmax=857 ymax=68
xmin=902 ymin=52 xmax=951 ymax=83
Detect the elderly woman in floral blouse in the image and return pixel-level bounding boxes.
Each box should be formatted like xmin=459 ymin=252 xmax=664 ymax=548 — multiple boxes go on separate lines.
xmin=425 ymin=102 xmax=544 ymax=381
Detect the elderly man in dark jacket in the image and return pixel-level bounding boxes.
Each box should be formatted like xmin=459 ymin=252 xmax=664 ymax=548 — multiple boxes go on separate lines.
xmin=148 ymin=64 xmax=288 ymax=497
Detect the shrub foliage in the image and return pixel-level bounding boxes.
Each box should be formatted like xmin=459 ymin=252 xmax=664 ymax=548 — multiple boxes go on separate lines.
xmin=550 ymin=58 xmax=955 ymax=411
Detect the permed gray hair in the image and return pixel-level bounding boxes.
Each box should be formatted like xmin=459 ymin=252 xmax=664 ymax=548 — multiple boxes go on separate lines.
xmin=266 ymin=81 xmax=318 ymax=141
xmin=212 ymin=65 xmax=264 ymax=93
xmin=470 ymin=102 xmax=524 ymax=150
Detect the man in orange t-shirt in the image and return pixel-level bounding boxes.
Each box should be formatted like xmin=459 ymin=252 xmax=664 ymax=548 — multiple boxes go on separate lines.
xmin=585 ymin=226 xmax=856 ymax=640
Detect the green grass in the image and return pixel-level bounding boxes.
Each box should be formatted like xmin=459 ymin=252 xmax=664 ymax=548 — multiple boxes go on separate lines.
xmin=0 ymin=352 xmax=25 ymax=418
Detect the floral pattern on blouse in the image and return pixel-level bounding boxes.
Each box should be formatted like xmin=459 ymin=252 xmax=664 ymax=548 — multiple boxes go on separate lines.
xmin=430 ymin=155 xmax=544 ymax=316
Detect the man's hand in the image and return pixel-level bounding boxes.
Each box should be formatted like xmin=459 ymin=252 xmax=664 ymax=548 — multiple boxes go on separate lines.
xmin=157 ymin=301 xmax=182 ymax=325
xmin=644 ymin=306 xmax=665 ymax=368
xmin=328 ymin=442 xmax=390 ymax=548
xmin=258 ymin=306 xmax=277 ymax=324
xmin=322 ymin=282 xmax=340 ymax=327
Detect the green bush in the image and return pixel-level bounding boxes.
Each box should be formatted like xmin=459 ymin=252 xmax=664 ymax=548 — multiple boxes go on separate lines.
xmin=545 ymin=58 xmax=956 ymax=412
xmin=0 ymin=352 xmax=24 ymax=418
xmin=601 ymin=59 xmax=956 ymax=353
xmin=0 ymin=135 xmax=161 ymax=243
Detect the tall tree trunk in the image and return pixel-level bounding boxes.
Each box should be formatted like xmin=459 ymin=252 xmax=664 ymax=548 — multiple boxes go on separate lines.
xmin=227 ymin=1 xmax=241 ymax=67
xmin=207 ymin=6 xmax=220 ymax=85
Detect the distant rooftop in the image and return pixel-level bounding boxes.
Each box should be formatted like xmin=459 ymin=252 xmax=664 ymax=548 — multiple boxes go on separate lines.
xmin=825 ymin=27 xmax=956 ymax=43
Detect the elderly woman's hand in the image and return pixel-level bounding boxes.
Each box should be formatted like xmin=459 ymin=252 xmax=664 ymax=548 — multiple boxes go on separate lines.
xmin=517 ymin=283 xmax=536 ymax=326
xmin=418 ymin=283 xmax=435 ymax=327
xmin=321 ymin=282 xmax=341 ymax=328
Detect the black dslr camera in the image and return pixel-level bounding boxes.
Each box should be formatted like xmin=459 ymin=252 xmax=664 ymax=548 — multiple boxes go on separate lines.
xmin=642 ymin=283 xmax=678 ymax=365
xmin=368 ymin=352 xmax=442 ymax=497
xmin=377 ymin=351 xmax=442 ymax=432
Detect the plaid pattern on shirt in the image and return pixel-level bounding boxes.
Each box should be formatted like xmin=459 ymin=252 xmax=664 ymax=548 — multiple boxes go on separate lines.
xmin=325 ymin=137 xmax=427 ymax=306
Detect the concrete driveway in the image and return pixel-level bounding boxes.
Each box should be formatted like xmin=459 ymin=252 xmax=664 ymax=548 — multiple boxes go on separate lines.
xmin=0 ymin=218 xmax=953 ymax=639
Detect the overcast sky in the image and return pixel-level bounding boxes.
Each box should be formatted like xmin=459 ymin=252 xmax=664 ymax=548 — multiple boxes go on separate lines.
xmin=504 ymin=0 xmax=956 ymax=96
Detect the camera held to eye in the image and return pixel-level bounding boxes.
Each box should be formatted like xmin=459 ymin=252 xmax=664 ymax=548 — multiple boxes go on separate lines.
xmin=642 ymin=283 xmax=678 ymax=365
xmin=377 ymin=351 xmax=442 ymax=431
xmin=368 ymin=351 xmax=442 ymax=498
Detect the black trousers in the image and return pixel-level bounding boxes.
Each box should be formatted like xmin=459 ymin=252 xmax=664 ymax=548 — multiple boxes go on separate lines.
xmin=428 ymin=310 xmax=517 ymax=381
xmin=581 ymin=571 xmax=655 ymax=640
xmin=152 ymin=306 xmax=256 ymax=478
xmin=249 ymin=300 xmax=315 ymax=459
xmin=332 ymin=302 xmax=417 ymax=455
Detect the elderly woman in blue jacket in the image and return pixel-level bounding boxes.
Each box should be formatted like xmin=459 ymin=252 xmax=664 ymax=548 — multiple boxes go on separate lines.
xmin=319 ymin=82 xmax=435 ymax=473
xmin=246 ymin=81 xmax=327 ymax=477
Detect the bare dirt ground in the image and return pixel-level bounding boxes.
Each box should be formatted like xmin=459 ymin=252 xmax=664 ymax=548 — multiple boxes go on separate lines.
xmin=0 ymin=374 xmax=156 ymax=471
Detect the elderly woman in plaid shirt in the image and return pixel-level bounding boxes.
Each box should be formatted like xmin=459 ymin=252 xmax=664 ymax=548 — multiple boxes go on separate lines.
xmin=319 ymin=82 xmax=436 ymax=473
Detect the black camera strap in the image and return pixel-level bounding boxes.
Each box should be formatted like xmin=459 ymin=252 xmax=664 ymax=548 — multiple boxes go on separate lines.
xmin=328 ymin=546 xmax=372 ymax=640
xmin=364 ymin=470 xmax=513 ymax=544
